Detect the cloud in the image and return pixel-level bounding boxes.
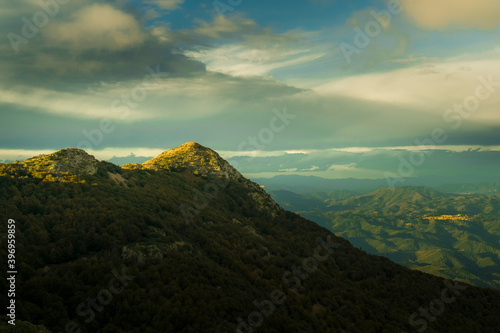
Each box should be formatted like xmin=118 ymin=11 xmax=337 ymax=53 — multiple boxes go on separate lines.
xmin=1 ymin=0 xmax=499 ymax=156
xmin=327 ymin=163 xmax=357 ymax=171
xmin=186 ymin=43 xmax=324 ymax=77
xmin=0 ymin=1 xmax=207 ymax=88
xmin=0 ymin=149 xmax=56 ymax=163
xmin=193 ymin=15 xmax=258 ymax=39
xmin=44 ymin=4 xmax=146 ymax=51
xmin=404 ymin=0 xmax=500 ymax=30
xmin=336 ymin=7 xmax=412 ymax=70
xmin=279 ymin=168 xmax=298 ymax=172
xmin=5 ymin=54 xmax=497 ymax=152
xmin=302 ymin=165 xmax=320 ymax=171
xmin=150 ymin=26 xmax=172 ymax=43
xmin=0 ymin=72 xmax=304 ymax=122
xmin=391 ymin=55 xmax=440 ymax=64
xmin=225 ymin=147 xmax=500 ymax=180
xmin=185 ymin=27 xmax=325 ymax=77
xmin=313 ymin=58 xmax=500 ymax=124
xmin=144 ymin=0 xmax=184 ymax=10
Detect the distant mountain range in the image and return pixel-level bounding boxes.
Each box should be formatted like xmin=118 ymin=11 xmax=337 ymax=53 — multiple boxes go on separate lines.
xmin=254 ymin=174 xmax=500 ymax=196
xmin=268 ymin=186 xmax=500 ymax=289
xmin=0 ymin=143 xmax=499 ymax=332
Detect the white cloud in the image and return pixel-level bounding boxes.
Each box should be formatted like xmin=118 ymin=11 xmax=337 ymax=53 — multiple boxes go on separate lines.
xmin=0 ymin=72 xmax=301 ymax=122
xmin=391 ymin=55 xmax=440 ymax=64
xmin=0 ymin=149 xmax=55 ymax=163
xmin=0 ymin=147 xmax=162 ymax=163
xmin=85 ymin=147 xmax=164 ymax=160
xmin=404 ymin=0 xmax=500 ymax=30
xmin=221 ymin=145 xmax=500 ymax=160
xmin=327 ymin=163 xmax=357 ymax=171
xmin=151 ymin=26 xmax=173 ymax=43
xmin=302 ymin=165 xmax=320 ymax=171
xmin=313 ymin=58 xmax=500 ymax=126
xmin=186 ymin=29 xmax=325 ymax=77
xmin=44 ymin=4 xmax=145 ymax=51
xmin=220 ymin=150 xmax=297 ymax=158
xmin=0 ymin=86 xmax=133 ymax=120
xmin=187 ymin=44 xmax=324 ymax=77
xmin=186 ymin=16 xmax=327 ymax=77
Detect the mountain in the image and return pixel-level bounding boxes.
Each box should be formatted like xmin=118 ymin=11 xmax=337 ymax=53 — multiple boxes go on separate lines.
xmin=0 ymin=321 xmax=50 ymax=332
xmin=141 ymin=142 xmax=243 ymax=181
xmin=269 ymin=187 xmax=500 ymax=289
xmin=326 ymin=187 xmax=500 ymax=216
xmin=308 ymin=190 xmax=360 ymax=202
xmin=324 ymin=187 xmax=448 ymax=214
xmin=253 ymin=175 xmax=387 ymax=194
xmin=107 ymin=154 xmax=151 ymax=166
xmin=268 ymin=190 xmax=359 ymax=212
xmin=138 ymin=142 xmax=281 ymax=217
xmin=252 ymin=175 xmax=500 ymax=196
xmin=434 ymin=182 xmax=500 ymax=196
xmin=1 ymin=144 xmax=499 ymax=332
xmin=16 ymin=148 xmax=100 ymax=176
xmin=268 ymin=190 xmax=328 ymax=211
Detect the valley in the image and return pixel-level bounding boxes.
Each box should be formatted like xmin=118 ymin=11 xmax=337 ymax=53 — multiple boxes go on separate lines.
xmin=267 ymin=187 xmax=500 ymax=289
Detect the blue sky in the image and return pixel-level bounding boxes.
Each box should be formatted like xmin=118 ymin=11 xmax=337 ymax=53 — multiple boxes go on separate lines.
xmin=1 ymin=0 xmax=500 ymax=179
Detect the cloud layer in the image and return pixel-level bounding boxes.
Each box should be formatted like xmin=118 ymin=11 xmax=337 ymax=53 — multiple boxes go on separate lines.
xmin=44 ymin=4 xmax=146 ymax=51
xmin=404 ymin=0 xmax=500 ymax=30
xmin=1 ymin=0 xmax=499 ymax=176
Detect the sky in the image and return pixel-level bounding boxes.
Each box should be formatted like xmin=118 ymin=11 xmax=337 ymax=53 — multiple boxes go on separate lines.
xmin=1 ymin=0 xmax=500 ymax=180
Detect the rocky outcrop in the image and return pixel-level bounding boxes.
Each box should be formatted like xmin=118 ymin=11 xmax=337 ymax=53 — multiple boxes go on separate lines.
xmin=141 ymin=142 xmax=283 ymax=216
xmin=142 ymin=142 xmax=244 ymax=181
xmin=20 ymin=148 xmax=99 ymax=176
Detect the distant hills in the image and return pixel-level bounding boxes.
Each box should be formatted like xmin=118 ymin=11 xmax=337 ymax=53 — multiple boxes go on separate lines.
xmin=255 ymin=175 xmax=387 ymax=194
xmin=268 ymin=186 xmax=500 ymax=289
xmin=0 ymin=144 xmax=499 ymax=332
xmin=255 ymin=174 xmax=500 ymax=196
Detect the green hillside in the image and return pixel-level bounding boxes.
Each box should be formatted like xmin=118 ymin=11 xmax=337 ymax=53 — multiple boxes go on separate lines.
xmin=270 ymin=187 xmax=500 ymax=289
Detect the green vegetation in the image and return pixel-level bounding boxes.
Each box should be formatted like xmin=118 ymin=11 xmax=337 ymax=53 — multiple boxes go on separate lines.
xmin=270 ymin=187 xmax=500 ymax=289
xmin=141 ymin=142 xmax=236 ymax=179
xmin=0 ymin=146 xmax=499 ymax=332
xmin=0 ymin=320 xmax=50 ymax=332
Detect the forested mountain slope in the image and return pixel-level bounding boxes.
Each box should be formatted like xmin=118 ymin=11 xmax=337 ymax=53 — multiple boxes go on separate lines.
xmin=0 ymin=143 xmax=499 ymax=333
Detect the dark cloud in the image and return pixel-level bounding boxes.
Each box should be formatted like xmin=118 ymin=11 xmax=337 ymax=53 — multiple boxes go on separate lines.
xmin=0 ymin=1 xmax=208 ymax=90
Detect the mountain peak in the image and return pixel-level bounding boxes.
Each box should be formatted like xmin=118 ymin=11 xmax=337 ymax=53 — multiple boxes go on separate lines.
xmin=372 ymin=186 xmax=446 ymax=199
xmin=142 ymin=142 xmax=242 ymax=180
xmin=21 ymin=148 xmax=99 ymax=176
xmin=180 ymin=141 xmax=203 ymax=148
xmin=141 ymin=142 xmax=282 ymax=215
